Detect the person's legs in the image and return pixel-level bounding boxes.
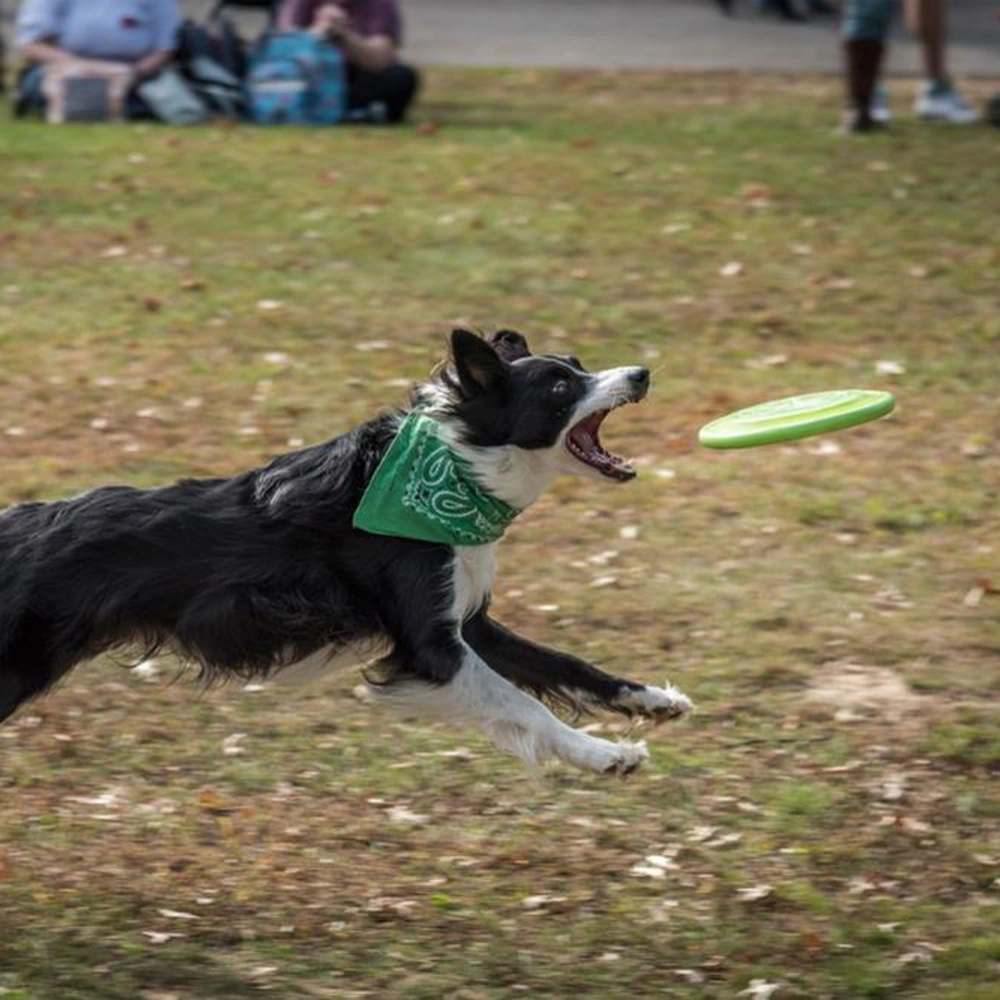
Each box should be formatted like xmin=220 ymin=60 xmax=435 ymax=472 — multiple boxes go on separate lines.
xmin=841 ymin=0 xmax=896 ymax=132
xmin=906 ymin=0 xmax=945 ymax=82
xmin=346 ymin=64 xmax=420 ymax=123
xmin=907 ymin=0 xmax=979 ymax=122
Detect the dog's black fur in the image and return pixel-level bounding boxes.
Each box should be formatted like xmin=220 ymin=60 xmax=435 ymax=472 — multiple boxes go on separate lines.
xmin=1 ymin=330 xmax=689 ymax=770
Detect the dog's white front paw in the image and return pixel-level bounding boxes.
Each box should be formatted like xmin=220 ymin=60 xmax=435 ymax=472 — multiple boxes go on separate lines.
xmin=616 ymin=683 xmax=693 ymax=724
xmin=561 ymin=734 xmax=649 ymax=775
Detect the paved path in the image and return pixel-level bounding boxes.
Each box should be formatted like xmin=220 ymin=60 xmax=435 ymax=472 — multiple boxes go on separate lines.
xmin=401 ymin=0 xmax=1000 ymax=76
xmin=4 ymin=1 xmax=999 ymax=78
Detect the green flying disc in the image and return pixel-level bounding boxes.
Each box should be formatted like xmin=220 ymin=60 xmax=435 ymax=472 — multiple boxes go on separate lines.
xmin=699 ymin=389 xmax=895 ymax=449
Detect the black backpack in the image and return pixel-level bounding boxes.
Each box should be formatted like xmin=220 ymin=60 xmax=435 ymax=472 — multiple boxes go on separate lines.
xmin=175 ymin=17 xmax=248 ymax=119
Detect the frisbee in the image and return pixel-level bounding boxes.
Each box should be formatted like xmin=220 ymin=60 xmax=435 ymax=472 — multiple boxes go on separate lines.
xmin=699 ymin=389 xmax=895 ymax=449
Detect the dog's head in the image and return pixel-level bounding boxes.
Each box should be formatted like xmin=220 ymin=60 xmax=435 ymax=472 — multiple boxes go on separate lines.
xmin=421 ymin=329 xmax=649 ymax=501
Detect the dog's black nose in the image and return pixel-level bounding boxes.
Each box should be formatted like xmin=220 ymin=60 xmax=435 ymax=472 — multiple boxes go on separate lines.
xmin=630 ymin=368 xmax=650 ymax=389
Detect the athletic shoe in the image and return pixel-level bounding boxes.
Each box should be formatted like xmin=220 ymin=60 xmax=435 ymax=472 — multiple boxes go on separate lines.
xmin=871 ymin=85 xmax=892 ymax=124
xmin=915 ymin=81 xmax=980 ymax=123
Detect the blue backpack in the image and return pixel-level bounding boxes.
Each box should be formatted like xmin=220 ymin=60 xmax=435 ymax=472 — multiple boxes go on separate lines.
xmin=246 ymin=32 xmax=346 ymax=125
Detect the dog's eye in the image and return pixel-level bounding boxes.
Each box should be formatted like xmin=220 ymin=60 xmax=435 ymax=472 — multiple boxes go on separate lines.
xmin=551 ymin=380 xmax=570 ymax=397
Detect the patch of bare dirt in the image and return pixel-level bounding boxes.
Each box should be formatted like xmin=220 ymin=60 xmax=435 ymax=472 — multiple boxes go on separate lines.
xmin=805 ymin=663 xmax=926 ymax=722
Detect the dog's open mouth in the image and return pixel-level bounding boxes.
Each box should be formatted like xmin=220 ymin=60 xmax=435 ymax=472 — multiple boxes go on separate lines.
xmin=566 ymin=409 xmax=636 ymax=481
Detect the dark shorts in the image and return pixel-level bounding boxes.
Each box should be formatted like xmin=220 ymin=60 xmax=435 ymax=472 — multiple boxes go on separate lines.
xmin=841 ymin=0 xmax=896 ymax=41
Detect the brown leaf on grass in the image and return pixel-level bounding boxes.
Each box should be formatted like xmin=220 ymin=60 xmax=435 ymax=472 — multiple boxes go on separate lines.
xmin=416 ymin=121 xmax=440 ymax=136
xmin=817 ymin=276 xmax=856 ymax=290
xmin=179 ymin=277 xmax=206 ymax=291
xmin=365 ymin=897 xmax=418 ymax=920
xmin=740 ymin=183 xmax=774 ymax=209
xmin=140 ymin=296 xmax=164 ymax=313
xmin=197 ymin=788 xmax=232 ymax=815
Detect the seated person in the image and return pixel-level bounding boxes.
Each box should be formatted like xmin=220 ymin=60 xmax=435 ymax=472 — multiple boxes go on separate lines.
xmin=15 ymin=0 xmax=180 ymax=117
xmin=277 ymin=0 xmax=419 ymax=123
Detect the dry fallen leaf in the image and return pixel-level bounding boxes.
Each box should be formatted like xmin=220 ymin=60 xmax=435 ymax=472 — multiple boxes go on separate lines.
xmin=388 ymin=805 xmax=429 ymax=826
xmin=875 ymin=359 xmax=906 ymax=376
xmin=221 ymin=733 xmax=247 ymax=756
xmin=963 ymin=587 xmax=985 ymax=608
xmin=521 ymin=894 xmax=566 ymax=910
xmin=141 ymin=931 xmax=185 ymax=944
xmin=720 ymin=261 xmax=744 ymax=278
xmin=737 ymin=884 xmax=773 ymax=903
xmin=156 ymin=909 xmax=200 ymax=921
xmin=741 ymin=980 xmax=783 ymax=999
xmin=197 ymin=789 xmax=230 ymax=814
xmin=688 ymin=825 xmax=718 ymax=843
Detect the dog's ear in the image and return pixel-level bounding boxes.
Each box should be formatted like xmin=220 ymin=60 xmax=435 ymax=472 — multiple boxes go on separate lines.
xmin=451 ymin=329 xmax=507 ymax=397
xmin=489 ymin=329 xmax=531 ymax=362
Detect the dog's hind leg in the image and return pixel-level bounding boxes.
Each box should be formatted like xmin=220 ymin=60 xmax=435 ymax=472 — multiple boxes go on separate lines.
xmin=462 ymin=610 xmax=692 ymax=723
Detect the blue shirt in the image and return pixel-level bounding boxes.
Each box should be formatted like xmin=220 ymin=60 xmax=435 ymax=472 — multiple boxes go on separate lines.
xmin=16 ymin=0 xmax=180 ymax=62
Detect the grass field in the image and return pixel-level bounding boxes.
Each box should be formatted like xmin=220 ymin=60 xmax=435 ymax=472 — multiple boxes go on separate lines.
xmin=1 ymin=70 xmax=999 ymax=999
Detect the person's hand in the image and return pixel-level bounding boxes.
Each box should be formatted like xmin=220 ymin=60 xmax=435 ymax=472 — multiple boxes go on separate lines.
xmin=313 ymin=4 xmax=350 ymax=39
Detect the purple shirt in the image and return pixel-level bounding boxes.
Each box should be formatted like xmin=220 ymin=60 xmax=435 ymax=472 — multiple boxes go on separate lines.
xmin=277 ymin=0 xmax=402 ymax=44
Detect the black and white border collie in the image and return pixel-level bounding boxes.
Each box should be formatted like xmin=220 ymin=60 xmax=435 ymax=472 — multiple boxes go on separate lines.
xmin=0 ymin=329 xmax=691 ymax=774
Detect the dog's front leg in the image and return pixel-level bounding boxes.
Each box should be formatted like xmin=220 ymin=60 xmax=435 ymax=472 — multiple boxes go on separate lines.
xmin=462 ymin=610 xmax=692 ymax=723
xmin=375 ymin=632 xmax=651 ymax=775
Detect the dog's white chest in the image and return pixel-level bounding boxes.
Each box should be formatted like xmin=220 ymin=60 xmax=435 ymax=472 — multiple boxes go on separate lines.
xmin=451 ymin=544 xmax=497 ymax=621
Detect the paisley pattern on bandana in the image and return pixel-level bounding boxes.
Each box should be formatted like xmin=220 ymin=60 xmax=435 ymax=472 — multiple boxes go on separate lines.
xmin=352 ymin=413 xmax=521 ymax=546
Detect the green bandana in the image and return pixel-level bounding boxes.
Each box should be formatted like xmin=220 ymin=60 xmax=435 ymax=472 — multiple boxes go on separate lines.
xmin=352 ymin=412 xmax=522 ymax=546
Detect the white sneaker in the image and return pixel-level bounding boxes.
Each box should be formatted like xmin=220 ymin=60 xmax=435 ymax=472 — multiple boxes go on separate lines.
xmin=915 ymin=81 xmax=980 ymax=123
xmin=871 ymin=85 xmax=892 ymax=124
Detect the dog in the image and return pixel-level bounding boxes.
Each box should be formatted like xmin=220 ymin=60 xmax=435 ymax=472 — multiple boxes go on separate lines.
xmin=0 ymin=329 xmax=691 ymax=773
